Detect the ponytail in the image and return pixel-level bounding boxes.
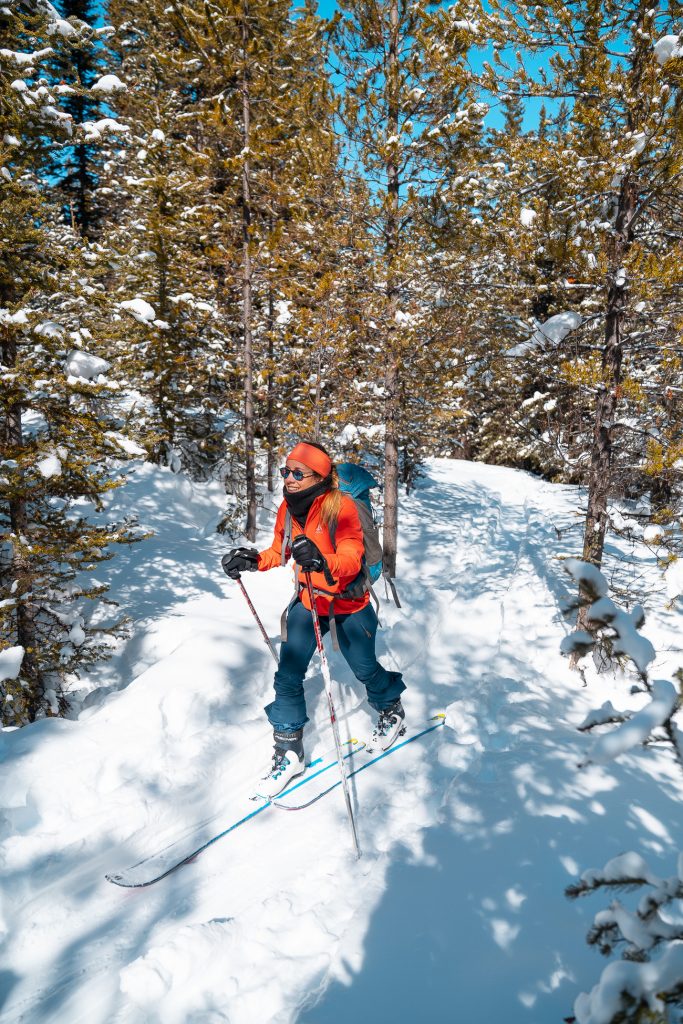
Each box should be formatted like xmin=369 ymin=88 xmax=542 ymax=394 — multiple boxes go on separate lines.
xmin=320 ymin=468 xmax=344 ymax=528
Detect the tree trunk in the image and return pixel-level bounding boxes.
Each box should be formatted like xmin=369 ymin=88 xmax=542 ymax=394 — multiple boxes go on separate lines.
xmin=241 ymin=2 xmax=257 ymax=541
xmin=266 ymin=286 xmax=275 ymax=494
xmin=382 ymin=0 xmax=400 ymax=578
xmin=575 ymin=176 xmax=636 ymax=636
xmin=1 ymin=325 xmax=42 ymax=720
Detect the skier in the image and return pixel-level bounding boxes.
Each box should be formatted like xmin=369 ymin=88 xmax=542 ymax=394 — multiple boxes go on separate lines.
xmin=222 ymin=441 xmax=405 ymax=797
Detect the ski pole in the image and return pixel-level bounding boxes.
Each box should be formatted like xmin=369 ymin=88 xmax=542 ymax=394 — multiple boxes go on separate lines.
xmin=236 ymin=576 xmax=279 ymax=664
xmin=303 ymin=572 xmax=362 ymax=860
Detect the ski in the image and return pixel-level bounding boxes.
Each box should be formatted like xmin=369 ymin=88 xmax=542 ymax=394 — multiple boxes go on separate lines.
xmin=105 ymin=739 xmax=364 ymax=888
xmin=272 ymin=714 xmax=446 ymax=811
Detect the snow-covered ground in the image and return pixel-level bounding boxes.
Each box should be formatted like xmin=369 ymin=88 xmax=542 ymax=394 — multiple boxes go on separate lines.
xmin=1 ymin=458 xmax=681 ymax=1023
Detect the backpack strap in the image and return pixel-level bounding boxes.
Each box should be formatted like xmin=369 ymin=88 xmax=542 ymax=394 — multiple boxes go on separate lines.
xmin=281 ymin=510 xmax=292 ymax=567
xmin=329 ymin=508 xmax=371 ymax=602
xmin=280 ymin=572 xmax=299 ymax=642
xmin=280 ymin=510 xmax=298 ymax=640
xmin=306 ymin=585 xmax=340 ymax=651
xmin=382 ymin=570 xmax=401 ymax=609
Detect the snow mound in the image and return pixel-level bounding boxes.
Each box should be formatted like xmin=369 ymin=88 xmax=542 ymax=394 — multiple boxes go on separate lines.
xmin=654 ymin=34 xmax=682 ymax=64
xmin=120 ymin=298 xmax=156 ymax=323
xmin=65 ymin=349 xmax=111 ymax=379
xmin=0 ymin=646 xmax=24 ymax=682
xmin=91 ymin=74 xmax=126 ymax=93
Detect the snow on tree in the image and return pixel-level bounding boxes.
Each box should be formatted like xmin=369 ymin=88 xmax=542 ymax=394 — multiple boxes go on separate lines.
xmin=45 ymin=0 xmax=116 ymax=238
xmin=479 ymin=0 xmax=683 ymax=588
xmin=1 ymin=0 xmax=143 ymax=724
xmin=332 ymin=0 xmax=487 ymax=573
xmin=561 ymin=558 xmax=683 ymax=1024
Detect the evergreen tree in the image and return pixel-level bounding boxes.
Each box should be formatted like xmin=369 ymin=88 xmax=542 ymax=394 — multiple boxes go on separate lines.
xmin=103 ymin=0 xmax=242 ymax=484
xmin=332 ymin=0 xmax=485 ymax=574
xmin=1 ymin=1 xmax=141 ymax=724
xmin=49 ymin=0 xmax=112 ymax=237
xmin=165 ymin=0 xmax=340 ymax=535
xmin=479 ymin=0 xmax=683 ymax=589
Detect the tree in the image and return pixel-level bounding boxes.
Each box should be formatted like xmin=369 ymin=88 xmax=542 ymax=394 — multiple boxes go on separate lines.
xmin=1 ymin=1 xmax=141 ymax=723
xmin=332 ymin=0 xmax=485 ymax=574
xmin=164 ymin=0 xmax=340 ymax=535
xmin=481 ymin=0 xmax=683 ymax=588
xmin=49 ymin=0 xmax=112 ymax=237
xmin=102 ymin=0 xmax=249 ymax=488
xmin=562 ymin=559 xmax=683 ymax=1024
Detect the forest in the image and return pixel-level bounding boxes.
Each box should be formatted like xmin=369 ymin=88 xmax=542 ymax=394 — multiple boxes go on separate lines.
xmin=1 ymin=3 xmax=683 ymax=1022
xmin=2 ymin=0 xmax=680 ymax=724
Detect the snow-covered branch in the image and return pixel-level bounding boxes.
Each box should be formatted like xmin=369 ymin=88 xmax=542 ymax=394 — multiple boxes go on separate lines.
xmin=562 ymin=561 xmax=683 ymax=1024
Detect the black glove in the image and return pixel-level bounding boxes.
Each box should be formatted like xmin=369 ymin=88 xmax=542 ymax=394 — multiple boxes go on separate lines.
xmin=221 ymin=547 xmax=259 ymax=579
xmin=291 ymin=535 xmax=326 ymax=574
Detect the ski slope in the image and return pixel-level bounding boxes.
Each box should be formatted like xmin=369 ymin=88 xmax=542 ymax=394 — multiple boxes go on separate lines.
xmin=1 ymin=458 xmax=681 ymax=1023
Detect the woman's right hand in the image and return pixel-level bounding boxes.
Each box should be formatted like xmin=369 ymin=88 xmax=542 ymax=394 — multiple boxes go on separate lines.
xmin=221 ymin=547 xmax=259 ymax=579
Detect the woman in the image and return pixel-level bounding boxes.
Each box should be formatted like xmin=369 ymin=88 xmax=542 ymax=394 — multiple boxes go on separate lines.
xmin=222 ymin=441 xmax=405 ymax=797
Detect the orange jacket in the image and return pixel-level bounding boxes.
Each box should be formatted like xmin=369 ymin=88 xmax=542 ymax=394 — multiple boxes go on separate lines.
xmin=258 ymin=493 xmax=369 ymax=616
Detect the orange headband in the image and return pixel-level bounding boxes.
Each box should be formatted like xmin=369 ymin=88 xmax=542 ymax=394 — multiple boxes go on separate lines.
xmin=287 ymin=442 xmax=332 ymax=478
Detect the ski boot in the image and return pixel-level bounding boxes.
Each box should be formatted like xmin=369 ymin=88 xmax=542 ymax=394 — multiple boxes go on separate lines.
xmin=256 ymin=728 xmax=305 ymax=799
xmin=368 ymin=699 xmax=406 ymax=753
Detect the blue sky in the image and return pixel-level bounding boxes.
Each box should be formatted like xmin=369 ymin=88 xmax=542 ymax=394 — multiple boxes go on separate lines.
xmin=84 ymin=0 xmax=545 ymax=132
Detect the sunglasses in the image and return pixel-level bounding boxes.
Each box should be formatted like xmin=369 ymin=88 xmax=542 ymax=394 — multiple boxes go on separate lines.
xmin=279 ymin=467 xmax=316 ymax=481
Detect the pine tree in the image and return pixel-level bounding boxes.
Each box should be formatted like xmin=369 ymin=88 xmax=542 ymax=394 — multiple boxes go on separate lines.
xmin=480 ymin=0 xmax=683 ymax=589
xmin=1 ymin=1 xmax=142 ymax=724
xmin=48 ymin=0 xmax=112 ymax=237
xmin=332 ymin=0 xmax=485 ymax=574
xmin=103 ymin=0 xmax=242 ymax=483
xmin=164 ymin=0 xmax=341 ymax=535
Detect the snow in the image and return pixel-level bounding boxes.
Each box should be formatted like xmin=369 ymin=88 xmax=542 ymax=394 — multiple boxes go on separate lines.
xmin=508 ymin=311 xmax=583 ymax=357
xmin=582 ymin=852 xmax=657 ymax=889
xmin=0 ymin=646 xmax=24 ymax=682
xmin=583 ymin=680 xmax=677 ymax=765
xmin=65 ymin=349 xmax=111 ymax=380
xmin=46 ymin=17 xmax=77 ymax=37
xmin=105 ymin=432 xmax=147 ymax=456
xmin=665 ymin=557 xmax=683 ymax=600
xmin=0 ymin=308 xmax=29 ymax=327
xmin=34 ymin=320 xmax=64 ymax=339
xmin=654 ymin=34 xmax=682 ymax=65
xmin=91 ymin=74 xmax=127 ymax=94
xmin=520 ymin=207 xmax=536 ymax=227
xmin=0 ymin=46 xmax=53 ymax=66
xmin=0 ymin=459 xmax=681 ymax=1023
xmin=81 ymin=117 xmax=130 ymax=140
xmin=586 ymin=597 xmax=655 ymax=673
xmin=275 ymin=299 xmax=292 ymax=325
xmin=120 ymin=298 xmax=157 ymax=323
xmin=564 ymin=558 xmax=609 ymax=598
xmin=575 ymin=942 xmax=683 ymax=1024
xmin=36 ymin=454 xmax=62 ymax=478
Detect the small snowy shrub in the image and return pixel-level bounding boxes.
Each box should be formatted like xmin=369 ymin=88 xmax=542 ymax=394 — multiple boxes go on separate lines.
xmin=561 ymin=559 xmax=683 ymax=1024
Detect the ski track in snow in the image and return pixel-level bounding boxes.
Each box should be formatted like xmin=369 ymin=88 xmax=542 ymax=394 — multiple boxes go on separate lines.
xmin=0 ymin=459 xmax=681 ymax=1023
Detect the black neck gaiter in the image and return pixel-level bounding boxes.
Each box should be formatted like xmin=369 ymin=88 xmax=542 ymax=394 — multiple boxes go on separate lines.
xmin=284 ymin=478 xmax=330 ymax=527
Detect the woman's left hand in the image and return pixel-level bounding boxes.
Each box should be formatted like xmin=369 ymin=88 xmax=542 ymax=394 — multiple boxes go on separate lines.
xmin=291 ymin=535 xmax=326 ymax=573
